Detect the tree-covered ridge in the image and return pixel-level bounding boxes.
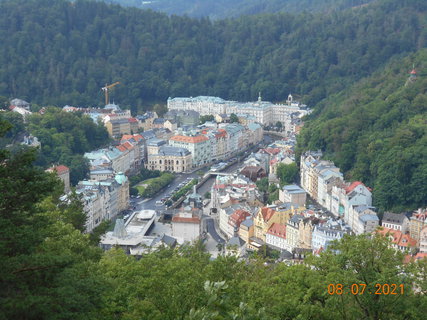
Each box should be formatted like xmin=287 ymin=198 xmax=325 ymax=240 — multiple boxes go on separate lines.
xmin=0 ymin=0 xmax=425 ymax=108
xmin=106 ymin=0 xmax=375 ymax=19
xmin=298 ymin=49 xmax=427 ymax=212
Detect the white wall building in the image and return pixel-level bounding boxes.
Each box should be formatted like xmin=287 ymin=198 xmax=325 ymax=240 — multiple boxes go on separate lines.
xmin=172 ymin=211 xmax=201 ymax=242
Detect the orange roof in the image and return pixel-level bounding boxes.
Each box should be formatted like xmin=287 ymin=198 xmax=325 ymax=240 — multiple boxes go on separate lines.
xmin=404 ymin=252 xmax=427 ymax=264
xmin=215 ymin=131 xmax=227 ymax=138
xmin=122 ymin=141 xmax=134 ymax=150
xmin=133 ymin=134 xmax=144 ymax=141
xmin=229 ymin=209 xmax=250 ymax=226
xmin=121 ymin=134 xmax=133 ymax=141
xmin=376 ymin=228 xmax=416 ymax=248
xmin=267 ymin=223 xmax=286 ymax=239
xmin=345 ymin=181 xmax=372 ymax=193
xmin=170 ymin=135 xmax=209 ymax=143
xmin=172 ymin=216 xmax=200 ymax=224
xmin=260 ymin=207 xmax=276 ymax=222
xmin=47 ymin=165 xmax=69 ymax=174
xmin=116 ymin=145 xmax=127 ymax=152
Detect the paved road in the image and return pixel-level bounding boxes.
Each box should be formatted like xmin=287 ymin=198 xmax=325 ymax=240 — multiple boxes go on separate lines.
xmin=130 ymin=171 xmax=199 ymax=212
xmin=205 ymin=218 xmax=225 ymax=243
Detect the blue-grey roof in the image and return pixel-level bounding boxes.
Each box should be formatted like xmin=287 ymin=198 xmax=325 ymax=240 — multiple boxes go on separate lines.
xmin=153 ymin=118 xmax=165 ymax=124
xmin=228 ymin=236 xmax=245 ymax=247
xmin=247 ymin=123 xmax=261 ymax=131
xmin=109 ymin=118 xmax=129 ymax=124
xmin=359 ymin=214 xmax=379 ymax=222
xmin=282 ymin=184 xmax=305 ymax=193
xmin=161 ymin=234 xmax=177 ymax=247
xmin=241 ymin=218 xmax=253 ymax=228
xmin=104 ymin=103 xmax=121 ymax=111
xmin=158 ymin=146 xmax=190 ymax=157
xmin=140 ymin=130 xmax=156 ymax=139
xmin=289 ymin=214 xmax=304 ymax=224
xmin=382 ymin=212 xmax=405 ymax=224
xmin=106 ymin=148 xmax=123 ymax=160
xmin=147 ymin=138 xmax=167 ymax=147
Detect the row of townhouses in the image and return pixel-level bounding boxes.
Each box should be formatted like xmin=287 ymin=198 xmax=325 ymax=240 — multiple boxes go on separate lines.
xmin=300 ymin=151 xmax=378 ymax=235
xmin=147 ymin=122 xmax=263 ymax=171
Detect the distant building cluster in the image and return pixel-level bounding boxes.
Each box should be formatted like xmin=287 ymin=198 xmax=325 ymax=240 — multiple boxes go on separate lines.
xmin=167 ymin=94 xmax=310 ymax=126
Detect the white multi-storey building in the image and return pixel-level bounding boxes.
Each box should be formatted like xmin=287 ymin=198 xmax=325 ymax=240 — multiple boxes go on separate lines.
xmin=167 ymin=94 xmax=309 ymax=125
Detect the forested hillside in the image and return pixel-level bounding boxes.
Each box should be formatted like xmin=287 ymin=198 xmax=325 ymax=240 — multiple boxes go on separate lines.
xmin=298 ymin=50 xmax=427 ymax=212
xmin=106 ymin=0 xmax=375 ymax=19
xmin=0 ymin=0 xmax=424 ymax=108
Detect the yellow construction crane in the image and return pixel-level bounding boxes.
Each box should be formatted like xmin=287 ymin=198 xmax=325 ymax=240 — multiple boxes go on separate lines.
xmin=101 ymin=82 xmax=120 ymax=105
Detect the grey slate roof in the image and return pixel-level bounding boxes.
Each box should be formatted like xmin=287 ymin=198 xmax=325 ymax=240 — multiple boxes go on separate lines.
xmin=228 ymin=236 xmax=245 ymax=247
xmin=382 ymin=212 xmax=406 ymax=224
xmin=147 ymin=138 xmax=167 ymax=147
xmin=158 ymin=146 xmax=190 ymax=157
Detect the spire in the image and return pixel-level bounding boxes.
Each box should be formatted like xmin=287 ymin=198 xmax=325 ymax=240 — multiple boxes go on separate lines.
xmin=258 ymin=92 xmax=262 ymax=102
xmin=113 ymin=219 xmax=127 ymax=238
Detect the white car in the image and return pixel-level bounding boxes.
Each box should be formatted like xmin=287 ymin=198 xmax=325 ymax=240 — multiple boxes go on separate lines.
xmin=155 ymin=201 xmax=163 ymax=206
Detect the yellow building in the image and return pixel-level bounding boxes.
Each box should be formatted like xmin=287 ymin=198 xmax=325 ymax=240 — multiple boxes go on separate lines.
xmin=147 ymin=146 xmax=192 ymax=173
xmin=253 ymin=204 xmax=303 ymax=243
xmin=105 ymin=118 xmax=138 ymax=138
xmin=239 ymin=219 xmax=254 ymax=244
xmin=254 ymin=207 xmax=277 ymax=242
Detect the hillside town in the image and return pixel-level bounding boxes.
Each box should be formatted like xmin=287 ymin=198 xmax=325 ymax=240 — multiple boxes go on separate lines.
xmin=5 ymin=95 xmax=427 ymax=263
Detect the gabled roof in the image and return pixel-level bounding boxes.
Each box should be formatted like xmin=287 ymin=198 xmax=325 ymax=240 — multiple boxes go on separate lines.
xmin=267 ymin=223 xmax=286 ymax=239
xmin=382 ymin=212 xmax=406 ymax=225
xmin=259 ymin=207 xmax=276 ymax=222
xmin=345 ymin=181 xmax=372 ymax=194
xmin=376 ymin=228 xmax=416 ymax=248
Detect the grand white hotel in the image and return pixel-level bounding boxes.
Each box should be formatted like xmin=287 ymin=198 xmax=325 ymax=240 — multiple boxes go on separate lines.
xmin=167 ymin=94 xmax=310 ymax=125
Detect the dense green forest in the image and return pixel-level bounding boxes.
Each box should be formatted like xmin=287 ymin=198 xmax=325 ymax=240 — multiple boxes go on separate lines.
xmin=105 ymin=0 xmax=375 ymax=19
xmin=298 ymin=50 xmax=427 ymax=212
xmin=1 ymin=116 xmax=427 ymax=319
xmin=28 ymin=108 xmax=110 ymax=184
xmin=0 ymin=0 xmax=425 ymax=109
xmin=0 ymin=108 xmax=110 ymax=184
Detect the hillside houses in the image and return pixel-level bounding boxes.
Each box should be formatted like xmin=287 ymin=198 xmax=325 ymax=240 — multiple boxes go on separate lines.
xmin=300 ymin=151 xmax=376 ymax=234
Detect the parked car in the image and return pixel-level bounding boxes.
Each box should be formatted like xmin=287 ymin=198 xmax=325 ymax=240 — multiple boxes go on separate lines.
xmin=155 ymin=200 xmax=163 ymax=206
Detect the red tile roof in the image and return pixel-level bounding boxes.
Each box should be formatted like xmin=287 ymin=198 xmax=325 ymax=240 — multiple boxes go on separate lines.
xmin=345 ymin=181 xmax=372 ymax=194
xmin=116 ymin=145 xmax=127 ymax=152
xmin=229 ymin=209 xmax=250 ymax=227
xmin=47 ymin=165 xmax=69 ymax=174
xmin=170 ymin=135 xmax=209 ymax=143
xmin=261 ymin=148 xmax=281 ymax=155
xmin=260 ymin=207 xmax=276 ymax=222
xmin=267 ymin=223 xmax=286 ymax=239
xmin=128 ymin=117 xmax=138 ymax=123
xmin=376 ymin=228 xmax=417 ymax=248
xmin=172 ymin=216 xmax=200 ymax=224
xmin=122 ymin=141 xmax=134 ymax=150
xmin=120 ymin=134 xmax=133 ymax=141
